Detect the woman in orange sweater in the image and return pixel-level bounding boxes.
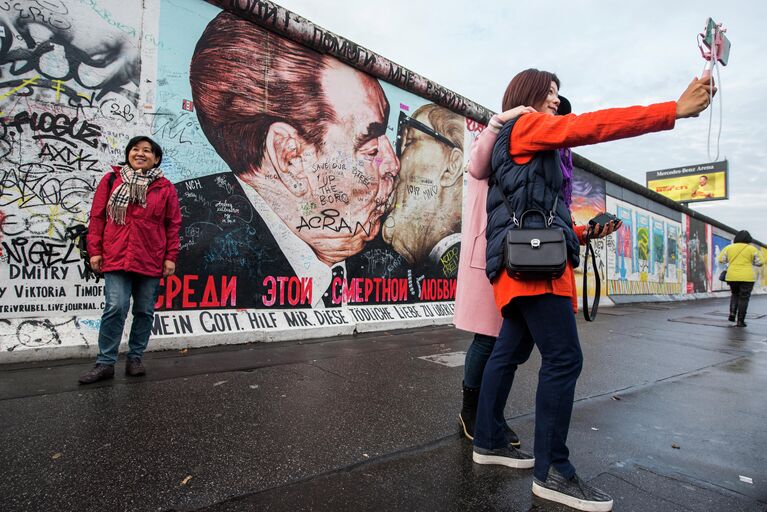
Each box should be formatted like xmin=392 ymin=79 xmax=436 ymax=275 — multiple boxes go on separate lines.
xmin=470 ymin=69 xmax=714 ymax=512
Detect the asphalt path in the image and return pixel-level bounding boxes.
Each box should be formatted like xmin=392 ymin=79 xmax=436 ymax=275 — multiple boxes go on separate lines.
xmin=1 ymin=296 xmax=765 ymax=511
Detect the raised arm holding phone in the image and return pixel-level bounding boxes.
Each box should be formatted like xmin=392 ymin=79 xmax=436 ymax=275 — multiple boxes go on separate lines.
xmin=468 ymin=69 xmax=714 ymax=512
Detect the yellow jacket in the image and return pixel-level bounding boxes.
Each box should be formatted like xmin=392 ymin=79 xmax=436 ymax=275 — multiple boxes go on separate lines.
xmin=718 ymin=243 xmax=763 ymax=282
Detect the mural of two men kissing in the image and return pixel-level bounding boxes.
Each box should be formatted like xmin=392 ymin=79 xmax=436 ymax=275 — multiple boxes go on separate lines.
xmin=167 ymin=11 xmax=465 ymax=312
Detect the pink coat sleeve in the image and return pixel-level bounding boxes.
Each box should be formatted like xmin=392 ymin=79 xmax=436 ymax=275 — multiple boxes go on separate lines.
xmin=468 ymin=121 xmax=499 ymax=180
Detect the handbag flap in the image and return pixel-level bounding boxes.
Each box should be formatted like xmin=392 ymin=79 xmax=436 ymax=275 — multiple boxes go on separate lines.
xmin=506 ymin=228 xmax=565 ymax=244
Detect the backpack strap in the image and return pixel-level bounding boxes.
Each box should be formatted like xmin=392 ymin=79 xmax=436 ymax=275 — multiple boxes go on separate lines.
xmin=107 ymin=169 xmax=117 ymax=192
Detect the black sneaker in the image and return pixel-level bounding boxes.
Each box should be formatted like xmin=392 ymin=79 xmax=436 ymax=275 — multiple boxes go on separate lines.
xmin=78 ymin=364 xmax=115 ymax=384
xmin=126 ymin=357 xmax=146 ymax=376
xmin=472 ymin=445 xmax=534 ymax=469
xmin=532 ymin=466 xmax=613 ymax=511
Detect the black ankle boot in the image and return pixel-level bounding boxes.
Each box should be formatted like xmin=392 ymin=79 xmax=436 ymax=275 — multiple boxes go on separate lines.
xmin=737 ymin=315 xmax=747 ymax=327
xmin=459 ymin=383 xmax=521 ymax=447
xmin=459 ymin=382 xmax=480 ymax=440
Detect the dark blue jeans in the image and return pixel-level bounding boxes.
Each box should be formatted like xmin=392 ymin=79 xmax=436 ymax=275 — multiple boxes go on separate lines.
xmin=463 ymin=333 xmax=496 ymax=388
xmin=473 ymin=294 xmax=583 ymax=481
xmin=96 ymin=271 xmax=160 ymax=365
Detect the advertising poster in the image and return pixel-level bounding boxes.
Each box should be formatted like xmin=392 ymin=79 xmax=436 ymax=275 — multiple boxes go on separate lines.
xmin=646 ymin=160 xmax=728 ymax=203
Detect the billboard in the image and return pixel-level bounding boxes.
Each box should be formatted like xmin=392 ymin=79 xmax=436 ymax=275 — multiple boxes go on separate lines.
xmin=646 ymin=160 xmax=728 ymax=203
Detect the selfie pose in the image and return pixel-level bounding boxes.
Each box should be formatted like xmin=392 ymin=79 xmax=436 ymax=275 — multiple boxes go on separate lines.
xmin=79 ymin=136 xmax=181 ymax=384
xmin=472 ymin=69 xmax=714 ymax=511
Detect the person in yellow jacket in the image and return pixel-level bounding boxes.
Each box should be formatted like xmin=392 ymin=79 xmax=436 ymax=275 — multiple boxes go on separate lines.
xmin=718 ymin=230 xmax=763 ymax=327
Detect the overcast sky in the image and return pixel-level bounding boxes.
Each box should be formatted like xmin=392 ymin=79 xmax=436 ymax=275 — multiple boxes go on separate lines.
xmin=280 ymin=0 xmax=765 ymax=242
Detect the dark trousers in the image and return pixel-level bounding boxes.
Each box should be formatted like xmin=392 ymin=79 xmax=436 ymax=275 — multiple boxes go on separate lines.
xmin=729 ymin=281 xmax=755 ymax=321
xmin=464 ymin=333 xmax=496 ymax=389
xmin=473 ymin=294 xmax=583 ymax=481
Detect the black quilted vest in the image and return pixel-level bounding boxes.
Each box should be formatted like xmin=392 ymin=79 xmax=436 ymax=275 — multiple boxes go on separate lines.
xmin=485 ymin=118 xmax=580 ymax=282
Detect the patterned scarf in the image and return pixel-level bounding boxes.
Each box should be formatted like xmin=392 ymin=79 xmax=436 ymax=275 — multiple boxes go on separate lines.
xmin=107 ymin=164 xmax=164 ymax=224
xmin=559 ymin=148 xmax=574 ymax=208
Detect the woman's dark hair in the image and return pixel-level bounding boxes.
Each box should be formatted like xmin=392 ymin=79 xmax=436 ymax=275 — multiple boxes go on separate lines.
xmin=734 ymin=230 xmax=752 ymax=244
xmin=502 ymin=68 xmax=560 ymax=112
xmin=122 ymin=136 xmax=163 ymax=167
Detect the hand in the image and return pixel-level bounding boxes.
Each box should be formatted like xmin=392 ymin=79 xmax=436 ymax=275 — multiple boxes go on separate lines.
xmin=90 ymin=255 xmax=103 ymax=273
xmin=163 ymin=260 xmax=176 ymax=277
xmin=589 ymin=220 xmax=622 ymax=239
xmin=497 ymin=105 xmax=536 ymax=123
xmin=676 ymin=76 xmax=717 ymax=119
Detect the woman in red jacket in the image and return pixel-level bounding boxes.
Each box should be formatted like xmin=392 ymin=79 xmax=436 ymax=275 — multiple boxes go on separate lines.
xmin=79 ymin=136 xmax=181 ymax=384
xmin=471 ymin=70 xmax=714 ymax=512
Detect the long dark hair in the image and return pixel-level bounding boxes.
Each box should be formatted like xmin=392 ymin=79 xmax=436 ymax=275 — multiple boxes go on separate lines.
xmin=502 ymin=68 xmax=560 ymax=111
xmin=734 ymin=230 xmax=752 ymax=244
xmin=122 ymin=136 xmax=163 ymax=167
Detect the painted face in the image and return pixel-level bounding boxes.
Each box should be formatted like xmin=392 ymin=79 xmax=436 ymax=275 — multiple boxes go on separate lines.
xmin=128 ymin=141 xmax=160 ymax=172
xmin=298 ymin=63 xmax=400 ymax=252
xmin=383 ymin=110 xmax=459 ymax=264
xmin=535 ymin=81 xmax=561 ymax=116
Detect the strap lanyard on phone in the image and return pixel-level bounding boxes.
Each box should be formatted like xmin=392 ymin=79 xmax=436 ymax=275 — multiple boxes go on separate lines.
xmin=582 ymin=233 xmax=600 ymax=322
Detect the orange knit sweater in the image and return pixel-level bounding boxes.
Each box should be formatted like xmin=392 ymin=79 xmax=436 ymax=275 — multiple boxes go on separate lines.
xmin=493 ymin=102 xmax=677 ymax=312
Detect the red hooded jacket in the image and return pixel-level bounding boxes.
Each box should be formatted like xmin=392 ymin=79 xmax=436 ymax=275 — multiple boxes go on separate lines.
xmin=87 ymin=168 xmax=181 ymax=277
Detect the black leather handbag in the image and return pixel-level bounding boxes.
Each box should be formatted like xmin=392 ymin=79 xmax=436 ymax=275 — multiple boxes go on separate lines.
xmin=499 ymin=191 xmax=567 ymax=281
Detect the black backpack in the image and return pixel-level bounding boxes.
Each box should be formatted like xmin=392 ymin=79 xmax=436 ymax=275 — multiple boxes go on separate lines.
xmin=66 ymin=171 xmax=117 ymax=279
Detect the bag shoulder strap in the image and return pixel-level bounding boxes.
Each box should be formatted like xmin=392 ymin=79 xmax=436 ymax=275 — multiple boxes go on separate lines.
xmin=722 ymin=245 xmax=747 ymax=275
xmin=582 ymin=234 xmax=601 ymax=322
xmin=490 ymin=171 xmax=559 ymax=227
xmin=728 ymin=244 xmax=747 ymax=264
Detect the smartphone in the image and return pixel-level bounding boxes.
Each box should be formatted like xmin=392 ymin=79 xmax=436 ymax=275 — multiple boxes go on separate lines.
xmin=589 ymin=212 xmax=620 ymax=227
xmin=703 ymin=17 xmax=731 ymax=66
xmin=703 ymin=17 xmax=716 ymax=48
xmin=717 ymin=31 xmax=731 ymax=66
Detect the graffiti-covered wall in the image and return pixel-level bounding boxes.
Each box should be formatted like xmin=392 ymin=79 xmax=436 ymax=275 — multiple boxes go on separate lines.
xmin=0 ymin=0 xmax=473 ymax=359
xmin=0 ymin=0 xmax=149 ymax=358
xmin=0 ymin=0 xmax=143 ymax=316
xmin=0 ymin=0 xmax=764 ymax=361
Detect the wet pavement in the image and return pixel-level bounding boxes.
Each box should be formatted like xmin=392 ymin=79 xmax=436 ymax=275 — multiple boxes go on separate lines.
xmin=1 ymin=296 xmax=766 ymax=511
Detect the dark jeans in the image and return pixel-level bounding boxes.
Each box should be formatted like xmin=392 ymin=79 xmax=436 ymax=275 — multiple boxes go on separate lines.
xmin=463 ymin=333 xmax=496 ymax=388
xmin=96 ymin=271 xmax=161 ymax=365
xmin=473 ymin=294 xmax=583 ymax=481
xmin=729 ymin=281 xmax=755 ymax=320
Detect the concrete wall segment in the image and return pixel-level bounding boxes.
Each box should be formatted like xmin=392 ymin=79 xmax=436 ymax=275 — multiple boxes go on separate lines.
xmin=0 ymin=0 xmax=762 ymax=362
